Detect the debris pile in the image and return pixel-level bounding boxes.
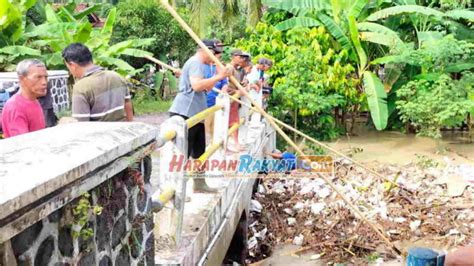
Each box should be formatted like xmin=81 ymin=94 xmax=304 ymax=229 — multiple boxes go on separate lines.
xmin=246 ymin=159 xmax=474 ymax=264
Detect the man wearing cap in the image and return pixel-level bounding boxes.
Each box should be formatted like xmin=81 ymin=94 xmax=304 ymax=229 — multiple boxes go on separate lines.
xmin=204 ymin=42 xmax=228 ymax=141
xmin=169 ymin=39 xmax=232 ymax=193
xmin=246 ymin=57 xmax=273 ymax=92
xmin=226 ymin=49 xmax=251 ymax=151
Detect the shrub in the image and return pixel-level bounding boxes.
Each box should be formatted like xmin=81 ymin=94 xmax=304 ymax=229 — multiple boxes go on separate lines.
xmin=235 ymin=23 xmax=360 ymax=140
xmin=112 ymin=0 xmax=195 ymax=68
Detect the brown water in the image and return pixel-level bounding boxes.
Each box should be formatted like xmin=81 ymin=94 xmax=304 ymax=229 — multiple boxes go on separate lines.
xmin=327 ymin=129 xmax=474 ymax=166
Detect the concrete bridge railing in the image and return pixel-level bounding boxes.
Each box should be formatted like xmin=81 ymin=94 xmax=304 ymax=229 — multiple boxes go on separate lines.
xmin=0 ymin=122 xmax=157 ymax=265
xmin=153 ymin=89 xmax=276 ymax=265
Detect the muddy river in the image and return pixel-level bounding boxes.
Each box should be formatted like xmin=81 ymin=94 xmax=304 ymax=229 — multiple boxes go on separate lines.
xmin=255 ymin=129 xmax=473 ymax=266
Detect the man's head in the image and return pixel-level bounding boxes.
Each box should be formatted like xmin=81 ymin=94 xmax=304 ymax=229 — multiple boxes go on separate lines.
xmin=257 ymin=58 xmax=273 ymax=71
xmin=230 ymin=49 xmax=251 ymax=68
xmin=62 ymin=43 xmax=94 ymax=78
xmin=16 ymin=59 xmax=48 ymax=99
xmin=200 ymin=39 xmax=224 ymax=64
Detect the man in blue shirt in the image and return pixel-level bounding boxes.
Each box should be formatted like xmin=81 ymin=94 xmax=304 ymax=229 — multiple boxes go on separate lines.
xmin=204 ymin=49 xmax=228 ymax=142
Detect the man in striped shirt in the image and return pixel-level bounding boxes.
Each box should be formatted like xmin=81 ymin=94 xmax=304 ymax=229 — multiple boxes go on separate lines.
xmin=62 ymin=43 xmax=133 ymax=122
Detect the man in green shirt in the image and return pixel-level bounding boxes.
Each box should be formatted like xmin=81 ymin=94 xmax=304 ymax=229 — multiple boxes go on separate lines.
xmin=62 ymin=43 xmax=133 ymax=122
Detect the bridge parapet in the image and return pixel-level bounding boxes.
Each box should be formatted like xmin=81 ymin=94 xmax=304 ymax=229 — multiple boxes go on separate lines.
xmin=0 ymin=122 xmax=157 ymax=265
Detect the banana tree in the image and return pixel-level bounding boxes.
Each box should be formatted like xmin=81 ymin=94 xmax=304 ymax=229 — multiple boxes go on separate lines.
xmin=25 ymin=4 xmax=154 ymax=75
xmin=0 ymin=0 xmax=42 ymax=71
xmin=263 ymin=0 xmax=391 ymax=130
xmin=262 ymin=0 xmax=474 ymax=130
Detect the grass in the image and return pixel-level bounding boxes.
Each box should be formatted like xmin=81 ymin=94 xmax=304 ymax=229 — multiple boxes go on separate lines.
xmin=133 ymin=99 xmax=172 ymax=115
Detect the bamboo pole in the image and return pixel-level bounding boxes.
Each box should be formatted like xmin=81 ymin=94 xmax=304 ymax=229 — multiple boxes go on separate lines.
xmin=158 ymin=0 xmax=402 ymax=256
xmin=145 ymin=55 xmax=180 ymax=73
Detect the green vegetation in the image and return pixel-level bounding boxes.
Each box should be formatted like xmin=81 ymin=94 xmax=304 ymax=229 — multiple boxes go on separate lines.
xmin=113 ymin=0 xmax=195 ymax=67
xmin=237 ymin=24 xmax=360 ymax=140
xmin=71 ymin=192 xmax=102 ymax=240
xmin=133 ymin=98 xmax=172 ymax=115
xmin=1 ymin=0 xmax=474 ymax=135
xmin=0 ymin=1 xmax=154 ymax=74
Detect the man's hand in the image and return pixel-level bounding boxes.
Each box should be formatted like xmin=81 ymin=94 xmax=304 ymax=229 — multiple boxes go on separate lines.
xmin=445 ymin=246 xmax=474 ymax=266
xmin=221 ymin=85 xmax=229 ymax=93
xmin=216 ymin=65 xmax=232 ymax=80
xmin=174 ymin=70 xmax=182 ymax=78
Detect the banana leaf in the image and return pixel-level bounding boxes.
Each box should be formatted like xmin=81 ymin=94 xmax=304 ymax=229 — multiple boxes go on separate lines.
xmin=263 ymin=0 xmax=331 ymax=13
xmin=348 ymin=15 xmax=367 ymax=72
xmin=275 ymin=17 xmax=321 ymax=31
xmin=445 ymin=61 xmax=474 ymax=73
xmin=445 ymin=10 xmax=474 ymax=21
xmin=363 ymin=71 xmax=388 ymax=130
xmin=357 ymin=22 xmax=403 ymax=46
xmin=366 ymin=5 xmax=444 ymax=21
xmin=0 ymin=46 xmax=41 ymax=56
xmin=101 ymin=7 xmax=116 ymax=43
xmin=316 ymin=12 xmax=353 ymax=53
xmin=348 ymin=0 xmax=368 ymax=19
xmin=121 ymin=48 xmax=153 ymax=58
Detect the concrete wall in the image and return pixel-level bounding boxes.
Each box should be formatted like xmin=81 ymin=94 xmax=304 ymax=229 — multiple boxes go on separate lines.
xmin=0 ymin=122 xmax=158 ymax=266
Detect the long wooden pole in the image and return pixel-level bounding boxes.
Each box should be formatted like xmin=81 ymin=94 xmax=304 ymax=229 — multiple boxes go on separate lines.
xmin=159 ymin=0 xmax=402 ymax=256
xmin=145 ymin=55 xmax=180 ymax=73
xmin=143 ymin=54 xmax=400 ymax=187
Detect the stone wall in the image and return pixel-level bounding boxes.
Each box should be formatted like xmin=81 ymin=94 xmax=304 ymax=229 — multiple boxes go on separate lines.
xmin=0 ymin=122 xmax=158 ymax=266
xmin=10 ymin=159 xmax=154 ymax=266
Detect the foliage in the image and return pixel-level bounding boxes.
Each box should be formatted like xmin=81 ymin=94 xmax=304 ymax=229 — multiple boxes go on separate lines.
xmin=113 ymin=0 xmax=195 ymax=67
xmin=0 ymin=2 xmax=154 ymax=75
xmin=415 ymin=154 xmax=439 ymax=169
xmin=396 ymin=73 xmax=474 ymax=138
xmin=71 ymin=192 xmax=102 ymax=240
xmin=133 ymin=87 xmax=173 ymax=115
xmin=181 ymin=0 xmax=263 ymax=38
xmin=262 ymin=0 xmax=474 ymax=132
xmin=262 ymin=0 xmax=394 ymax=130
xmin=236 ymin=24 xmax=359 ymax=140
xmin=373 ymin=35 xmax=474 ymax=74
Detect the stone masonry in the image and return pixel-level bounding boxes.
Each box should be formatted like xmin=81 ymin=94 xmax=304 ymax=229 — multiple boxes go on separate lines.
xmin=0 ymin=122 xmax=158 ymax=266
xmin=9 ymin=159 xmax=154 ymax=266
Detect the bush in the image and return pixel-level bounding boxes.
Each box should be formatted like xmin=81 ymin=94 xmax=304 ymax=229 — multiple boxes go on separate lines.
xmin=112 ymin=0 xmax=195 ymax=68
xmin=396 ymin=73 xmax=474 ymax=138
xmin=235 ymin=23 xmax=360 ymax=140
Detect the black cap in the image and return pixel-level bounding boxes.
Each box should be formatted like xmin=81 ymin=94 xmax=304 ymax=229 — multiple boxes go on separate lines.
xmin=263 ymin=86 xmax=273 ymax=95
xmin=231 ymin=49 xmax=251 ymax=58
xmin=258 ymin=57 xmax=273 ymax=67
xmin=202 ymin=39 xmax=224 ymax=53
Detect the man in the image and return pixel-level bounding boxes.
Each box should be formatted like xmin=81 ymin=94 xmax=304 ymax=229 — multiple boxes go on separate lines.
xmin=1 ymin=59 xmax=47 ymax=138
xmin=169 ymin=39 xmax=232 ymax=193
xmin=62 ymin=43 xmax=133 ymax=122
xmin=226 ymin=49 xmax=251 ymax=152
xmin=246 ymin=57 xmax=273 ymax=92
xmin=204 ymin=42 xmax=227 ymax=141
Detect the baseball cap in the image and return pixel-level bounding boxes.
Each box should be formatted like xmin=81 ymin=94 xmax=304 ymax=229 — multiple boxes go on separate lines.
xmin=231 ymin=49 xmax=251 ymax=58
xmin=258 ymin=57 xmax=273 ymax=67
xmin=202 ymin=39 xmax=224 ymax=53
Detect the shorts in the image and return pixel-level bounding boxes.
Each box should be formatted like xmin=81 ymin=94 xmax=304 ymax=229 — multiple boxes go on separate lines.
xmin=170 ymin=112 xmax=206 ymax=159
xmin=229 ymin=101 xmax=240 ymax=127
